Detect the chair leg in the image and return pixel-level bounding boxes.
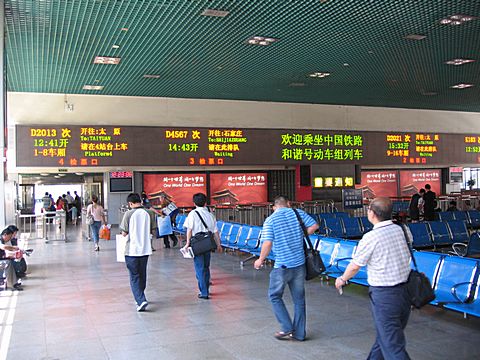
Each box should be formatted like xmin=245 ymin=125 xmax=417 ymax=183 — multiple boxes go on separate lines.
xmin=240 ymin=255 xmax=257 ymax=266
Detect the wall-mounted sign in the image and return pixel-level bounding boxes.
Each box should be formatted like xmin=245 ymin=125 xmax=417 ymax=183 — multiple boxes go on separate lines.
xmin=313 ymin=176 xmax=354 ymax=188
xmin=356 ymin=171 xmax=398 ymax=198
xmin=209 ymin=173 xmax=267 ymax=205
xmin=342 ymin=189 xmax=363 ymax=209
xmin=399 ymin=169 xmax=441 ymax=196
xmin=16 ymin=125 xmax=480 ymax=168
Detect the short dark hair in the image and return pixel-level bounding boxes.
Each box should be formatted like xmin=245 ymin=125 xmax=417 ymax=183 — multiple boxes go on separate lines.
xmin=425 ymin=184 xmax=431 ymax=190
xmin=127 ymin=193 xmax=142 ymax=204
xmin=193 ymin=193 xmax=207 ymax=207
xmin=91 ymin=194 xmax=98 ymax=203
xmin=1 ymin=228 xmax=13 ymax=236
xmin=273 ymin=195 xmax=289 ymax=206
xmin=369 ymin=197 xmax=393 ymax=221
xmin=419 ymin=188 xmax=425 ymax=194
xmin=7 ymin=225 xmax=19 ymax=233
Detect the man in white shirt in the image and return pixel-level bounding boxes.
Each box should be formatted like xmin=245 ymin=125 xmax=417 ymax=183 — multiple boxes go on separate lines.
xmin=336 ymin=197 xmax=412 ymax=359
xmin=120 ymin=193 xmax=157 ymax=311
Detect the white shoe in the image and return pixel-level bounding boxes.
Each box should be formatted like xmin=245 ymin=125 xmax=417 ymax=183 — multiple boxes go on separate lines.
xmin=136 ymin=301 xmax=148 ymax=312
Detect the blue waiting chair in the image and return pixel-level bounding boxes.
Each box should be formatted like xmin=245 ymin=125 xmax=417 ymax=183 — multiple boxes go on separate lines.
xmin=446 ymin=220 xmax=470 ymax=243
xmin=451 ymin=233 xmax=480 ymax=258
xmin=432 ymin=256 xmax=478 ymax=307
xmin=467 ymin=210 xmax=480 ymax=229
xmin=317 ymin=237 xmax=339 ymax=272
xmin=232 ymin=225 xmax=252 ymax=251
xmin=359 ymin=216 xmax=373 ymax=234
xmin=428 ymin=221 xmax=453 ymax=247
xmin=330 ymin=240 xmax=358 ymax=274
xmin=224 ymin=224 xmax=242 ymax=249
xmin=453 ymin=211 xmax=468 ymax=222
xmin=342 ymin=217 xmax=363 ymax=239
xmin=240 ymin=226 xmax=263 ymax=265
xmin=220 ymin=223 xmax=234 ymax=247
xmin=438 ymin=211 xmax=455 ymax=222
xmin=324 ymin=218 xmax=345 ymax=238
xmin=412 ymin=251 xmax=444 ymax=292
xmin=445 ymin=264 xmax=480 ymax=318
xmin=407 ymin=223 xmax=433 ymax=248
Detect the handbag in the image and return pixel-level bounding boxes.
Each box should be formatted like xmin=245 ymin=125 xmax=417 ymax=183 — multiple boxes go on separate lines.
xmin=293 ymin=209 xmax=325 ymax=280
xmin=190 ymin=211 xmax=217 ymax=256
xmin=399 ymin=224 xmax=436 ymax=308
xmin=86 ymin=214 xmax=94 ymax=225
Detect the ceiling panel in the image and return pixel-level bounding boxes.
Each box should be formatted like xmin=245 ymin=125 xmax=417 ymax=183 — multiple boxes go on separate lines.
xmin=4 ymin=0 xmax=480 ymax=111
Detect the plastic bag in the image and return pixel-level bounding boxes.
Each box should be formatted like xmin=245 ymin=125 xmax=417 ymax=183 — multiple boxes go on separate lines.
xmin=99 ymin=224 xmax=111 ymax=240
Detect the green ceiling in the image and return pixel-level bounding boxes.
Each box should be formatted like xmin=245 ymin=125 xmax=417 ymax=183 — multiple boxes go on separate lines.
xmin=4 ymin=0 xmax=480 ymax=112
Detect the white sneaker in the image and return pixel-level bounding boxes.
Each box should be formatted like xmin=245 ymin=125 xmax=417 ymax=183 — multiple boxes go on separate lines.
xmin=136 ymin=301 xmax=148 ymax=312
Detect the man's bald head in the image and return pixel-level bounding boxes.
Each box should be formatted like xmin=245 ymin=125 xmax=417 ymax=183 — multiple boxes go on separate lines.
xmin=369 ymin=197 xmax=393 ymax=222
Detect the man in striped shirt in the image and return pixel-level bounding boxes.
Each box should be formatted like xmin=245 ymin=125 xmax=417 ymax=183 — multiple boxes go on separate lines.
xmin=335 ymin=197 xmax=412 ymax=359
xmin=254 ymin=195 xmax=318 ymax=341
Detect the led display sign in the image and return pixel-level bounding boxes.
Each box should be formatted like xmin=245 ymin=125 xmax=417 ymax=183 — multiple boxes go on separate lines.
xmin=16 ymin=125 xmax=480 ymax=168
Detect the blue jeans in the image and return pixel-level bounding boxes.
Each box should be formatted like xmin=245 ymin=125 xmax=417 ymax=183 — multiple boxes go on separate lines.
xmin=268 ymin=265 xmax=306 ymax=340
xmin=368 ymin=284 xmax=411 ymax=360
xmin=193 ymin=252 xmax=211 ymax=297
xmin=90 ymin=221 xmax=101 ymax=244
xmin=125 ymin=255 xmax=149 ymax=305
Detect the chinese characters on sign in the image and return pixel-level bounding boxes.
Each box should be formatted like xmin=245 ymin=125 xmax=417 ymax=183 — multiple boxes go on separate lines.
xmin=280 ymin=133 xmax=364 ymax=162
xmin=386 ymin=133 xmax=440 ymax=164
xmin=342 ymin=189 xmax=363 ymax=209
xmin=313 ymin=177 xmax=354 ymax=188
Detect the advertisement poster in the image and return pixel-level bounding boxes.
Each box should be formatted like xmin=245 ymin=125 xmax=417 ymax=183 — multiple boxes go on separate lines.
xmin=209 ymin=173 xmax=268 ymax=205
xmin=399 ymin=170 xmax=441 ymax=196
xmin=356 ymin=171 xmax=398 ymax=198
xmin=143 ymin=173 xmax=207 ymax=208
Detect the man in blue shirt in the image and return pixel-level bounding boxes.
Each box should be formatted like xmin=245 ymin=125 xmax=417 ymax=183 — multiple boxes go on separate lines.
xmin=254 ymin=195 xmax=319 ymax=341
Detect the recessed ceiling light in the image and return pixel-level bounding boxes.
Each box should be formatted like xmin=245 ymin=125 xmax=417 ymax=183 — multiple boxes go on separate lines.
xmin=201 ymin=9 xmax=230 ymax=17
xmin=245 ymin=36 xmax=279 ymax=46
xmin=439 ymin=14 xmax=477 ymax=25
xmin=405 ymin=34 xmax=426 ymax=40
xmin=57 ymin=173 xmax=66 ymax=177
xmin=54 ymin=176 xmax=60 ymax=179
xmin=143 ymin=74 xmax=161 ymax=79
xmin=450 ymin=83 xmax=474 ymax=89
xmin=308 ymin=72 xmax=331 ymax=78
xmin=112 ymin=44 xmax=120 ymax=49
xmin=289 ymin=82 xmax=306 ymax=87
xmin=83 ymin=85 xmax=104 ymax=90
xmin=93 ymin=56 xmax=121 ymax=65
xmin=40 ymin=173 xmax=49 ymax=176
xmin=75 ymin=172 xmax=84 ymax=176
xmin=445 ymin=58 xmax=475 ymax=66
xmin=121 ymin=27 xmax=128 ymax=32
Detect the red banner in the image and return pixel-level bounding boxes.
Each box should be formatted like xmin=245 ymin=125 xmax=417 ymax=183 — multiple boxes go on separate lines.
xmin=399 ymin=169 xmax=441 ymax=196
xmin=356 ymin=171 xmax=398 ymax=198
xmin=143 ymin=173 xmax=207 ymax=208
xmin=210 ymin=173 xmax=267 ymax=205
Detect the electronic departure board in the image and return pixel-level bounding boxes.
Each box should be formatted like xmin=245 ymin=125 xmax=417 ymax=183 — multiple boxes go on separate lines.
xmin=16 ymin=126 xmax=480 ymax=167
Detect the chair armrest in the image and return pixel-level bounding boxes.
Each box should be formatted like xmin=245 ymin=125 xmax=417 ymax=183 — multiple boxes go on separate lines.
xmin=333 ymin=257 xmax=352 ymax=271
xmin=451 ymin=243 xmax=467 ymax=257
xmin=451 ymin=282 xmax=474 ymax=303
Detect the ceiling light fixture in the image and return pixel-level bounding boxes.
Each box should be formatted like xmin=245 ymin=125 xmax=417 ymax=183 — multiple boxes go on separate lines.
xmin=450 ymin=83 xmax=474 ymax=89
xmin=439 ymin=14 xmax=477 ymax=25
xmin=246 ymin=36 xmax=278 ymax=46
xmin=289 ymin=82 xmax=306 ymax=87
xmin=112 ymin=44 xmax=120 ymax=49
xmin=445 ymin=58 xmax=475 ymax=66
xmin=121 ymin=27 xmax=128 ymax=32
xmin=40 ymin=173 xmax=49 ymax=176
xmin=83 ymin=85 xmax=104 ymax=91
xmin=143 ymin=74 xmax=161 ymax=79
xmin=75 ymin=172 xmax=84 ymax=176
xmin=201 ymin=9 xmax=230 ymax=17
xmin=93 ymin=56 xmax=121 ymax=65
xmin=405 ymin=34 xmax=426 ymax=40
xmin=308 ymin=72 xmax=331 ymax=78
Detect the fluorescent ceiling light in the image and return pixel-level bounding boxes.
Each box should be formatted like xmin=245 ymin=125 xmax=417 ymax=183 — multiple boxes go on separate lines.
xmin=40 ymin=173 xmax=49 ymax=176
xmin=112 ymin=44 xmax=120 ymax=49
xmin=75 ymin=172 xmax=84 ymax=176
xmin=308 ymin=72 xmax=331 ymax=78
xmin=93 ymin=56 xmax=121 ymax=65
xmin=201 ymin=9 xmax=229 ymax=17
xmin=83 ymin=85 xmax=104 ymax=90
xmin=445 ymin=59 xmax=475 ymax=66
xmin=143 ymin=74 xmax=161 ymax=79
xmin=289 ymin=82 xmax=306 ymax=87
xmin=439 ymin=14 xmax=477 ymax=25
xmin=450 ymin=83 xmax=474 ymax=89
xmin=405 ymin=34 xmax=426 ymax=40
xmin=246 ymin=36 xmax=278 ymax=46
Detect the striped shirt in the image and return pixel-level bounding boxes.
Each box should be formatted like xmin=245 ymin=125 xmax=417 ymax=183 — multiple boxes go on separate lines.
xmin=262 ymin=207 xmax=317 ymax=269
xmin=353 ymin=220 xmax=411 ymax=287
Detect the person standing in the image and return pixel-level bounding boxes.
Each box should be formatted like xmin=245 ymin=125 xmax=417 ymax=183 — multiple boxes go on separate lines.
xmin=335 ymin=197 xmax=412 ymax=359
xmin=159 ymin=195 xmax=179 ymax=248
xmin=86 ymin=195 xmax=106 ymax=251
xmin=65 ymin=191 xmax=75 ymax=223
xmin=120 ymin=193 xmax=157 ymax=312
xmin=254 ymin=195 xmax=318 ymax=341
xmin=41 ymin=192 xmax=52 ymax=213
xmin=408 ymin=189 xmax=424 ymax=222
xmin=183 ymin=193 xmax=222 ymax=300
xmin=423 ymin=184 xmax=436 ymax=221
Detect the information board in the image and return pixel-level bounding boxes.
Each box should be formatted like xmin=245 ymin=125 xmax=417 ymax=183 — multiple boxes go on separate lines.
xmin=16 ymin=126 xmax=480 ymax=167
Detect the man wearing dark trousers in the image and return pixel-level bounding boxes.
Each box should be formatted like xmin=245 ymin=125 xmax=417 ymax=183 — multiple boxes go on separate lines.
xmin=120 ymin=193 xmax=157 ymax=312
xmin=422 ymin=184 xmax=436 ymax=221
xmin=254 ymin=195 xmax=318 ymax=341
xmin=336 ymin=197 xmax=412 ymax=359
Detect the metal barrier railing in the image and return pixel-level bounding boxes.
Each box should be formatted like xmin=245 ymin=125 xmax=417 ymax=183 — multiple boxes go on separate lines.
xmin=15 ymin=210 xmax=67 ymax=242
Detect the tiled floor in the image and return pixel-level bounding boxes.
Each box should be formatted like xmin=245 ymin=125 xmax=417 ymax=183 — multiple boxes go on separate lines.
xmin=3 ymin=225 xmax=480 ymax=360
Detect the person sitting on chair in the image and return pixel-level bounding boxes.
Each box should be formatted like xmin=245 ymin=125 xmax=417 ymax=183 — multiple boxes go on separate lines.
xmin=0 ymin=228 xmax=24 ymax=290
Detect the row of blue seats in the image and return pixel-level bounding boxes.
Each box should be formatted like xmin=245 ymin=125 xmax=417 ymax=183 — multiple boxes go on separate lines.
xmin=408 ymin=220 xmax=471 ymax=248
xmin=314 ymin=216 xmax=372 ymax=239
xmin=437 ymin=210 xmax=480 ymax=228
xmin=175 ymin=215 xmax=480 ymax=317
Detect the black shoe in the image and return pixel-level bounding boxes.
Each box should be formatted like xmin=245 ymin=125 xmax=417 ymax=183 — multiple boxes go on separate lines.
xmin=197 ymin=294 xmax=209 ymax=299
xmin=13 ymin=284 xmax=24 ymax=291
xmin=172 ymin=239 xmax=178 ymax=247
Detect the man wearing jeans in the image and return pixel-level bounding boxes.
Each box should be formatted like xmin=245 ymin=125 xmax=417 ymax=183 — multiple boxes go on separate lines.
xmin=254 ymin=195 xmax=318 ymax=341
xmin=120 ymin=193 xmax=157 ymax=312
xmin=335 ymin=197 xmax=412 ymax=359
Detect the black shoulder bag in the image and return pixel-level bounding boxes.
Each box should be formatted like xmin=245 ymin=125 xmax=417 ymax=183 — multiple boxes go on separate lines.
xmin=293 ymin=209 xmax=325 ymax=280
xmin=399 ymin=224 xmax=436 ymax=308
xmin=190 ymin=211 xmax=217 ymax=256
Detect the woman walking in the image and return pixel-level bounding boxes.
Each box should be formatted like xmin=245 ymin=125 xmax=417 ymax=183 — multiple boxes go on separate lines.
xmin=86 ymin=195 xmax=106 ymax=251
